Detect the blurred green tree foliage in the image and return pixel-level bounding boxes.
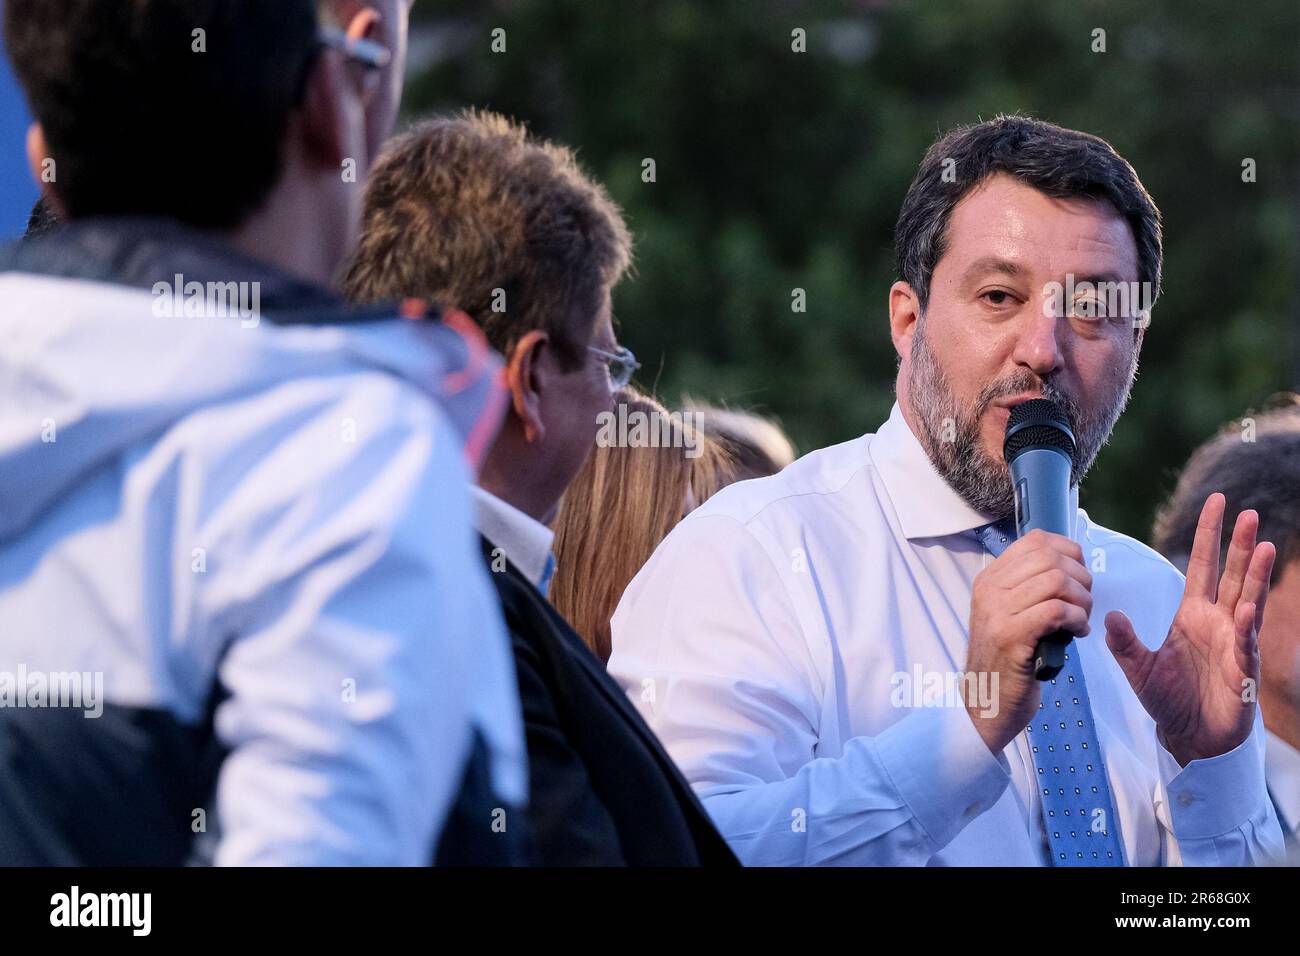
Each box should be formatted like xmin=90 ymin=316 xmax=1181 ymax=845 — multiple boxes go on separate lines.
xmin=405 ymin=0 xmax=1299 ymax=538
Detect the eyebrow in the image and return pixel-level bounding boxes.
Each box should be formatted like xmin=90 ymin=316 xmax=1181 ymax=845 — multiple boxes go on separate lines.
xmin=960 ymin=256 xmax=1026 ymax=285
xmin=960 ymin=259 xmax=1135 ymax=289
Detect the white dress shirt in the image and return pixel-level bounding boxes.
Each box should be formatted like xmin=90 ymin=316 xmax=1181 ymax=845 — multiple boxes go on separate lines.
xmin=472 ymin=486 xmax=556 ymax=592
xmin=1266 ymin=730 xmax=1300 ymax=841
xmin=610 ymin=403 xmax=1284 ymax=866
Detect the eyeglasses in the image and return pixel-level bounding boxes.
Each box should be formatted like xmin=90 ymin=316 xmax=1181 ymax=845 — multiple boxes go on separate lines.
xmin=588 ymin=344 xmax=641 ymax=390
xmin=317 ymin=25 xmax=391 ymax=105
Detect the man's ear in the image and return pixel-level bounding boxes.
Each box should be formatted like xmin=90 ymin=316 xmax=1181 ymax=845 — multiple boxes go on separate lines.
xmin=888 ymin=280 xmax=922 ymax=363
xmin=336 ymin=2 xmax=382 ymax=42
xmin=26 ymin=124 xmax=66 ymax=217
xmin=505 ymin=329 xmax=550 ymax=444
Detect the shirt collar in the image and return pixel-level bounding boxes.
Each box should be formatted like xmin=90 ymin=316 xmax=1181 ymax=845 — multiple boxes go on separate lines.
xmin=869 ymin=401 xmax=1079 ymax=540
xmin=472 ymin=486 xmax=556 ymax=590
xmin=1265 ymin=730 xmax=1300 ymax=834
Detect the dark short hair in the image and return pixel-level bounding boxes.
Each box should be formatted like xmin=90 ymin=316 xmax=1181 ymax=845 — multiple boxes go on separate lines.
xmin=4 ymin=0 xmax=320 ymax=229
xmin=1153 ymin=394 xmax=1300 ymax=582
xmin=344 ymin=110 xmax=632 ymax=370
xmin=895 ymin=115 xmax=1162 ymax=312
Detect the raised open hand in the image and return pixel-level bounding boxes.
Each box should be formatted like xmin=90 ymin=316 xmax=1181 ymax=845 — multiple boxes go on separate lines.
xmin=1103 ymin=493 xmax=1275 ymax=766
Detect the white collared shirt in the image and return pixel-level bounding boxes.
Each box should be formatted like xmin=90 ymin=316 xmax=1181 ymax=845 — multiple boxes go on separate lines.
xmin=610 ymin=402 xmax=1284 ymax=866
xmin=1266 ymin=730 xmax=1300 ymax=839
xmin=472 ymin=486 xmax=556 ymax=592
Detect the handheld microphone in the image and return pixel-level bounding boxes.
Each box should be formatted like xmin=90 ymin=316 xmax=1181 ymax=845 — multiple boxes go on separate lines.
xmin=1002 ymin=399 xmax=1079 ymax=681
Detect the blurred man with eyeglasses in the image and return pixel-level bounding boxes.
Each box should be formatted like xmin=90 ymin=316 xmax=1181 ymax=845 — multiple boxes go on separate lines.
xmin=0 ymin=0 xmax=526 ymax=864
xmin=345 ymin=110 xmax=737 ymax=866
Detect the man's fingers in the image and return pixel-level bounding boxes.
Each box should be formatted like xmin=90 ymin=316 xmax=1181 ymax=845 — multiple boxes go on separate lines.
xmin=1241 ymin=541 xmax=1276 ymax=634
xmin=996 ymin=547 xmax=1093 ymax=592
xmin=1002 ymin=529 xmax=1084 ymax=564
xmin=1234 ymin=601 xmax=1261 ymax=677
xmin=1008 ymin=571 xmax=1093 ymax=620
xmin=1028 ymin=598 xmax=1090 ymax=637
xmin=1185 ymin=493 xmax=1226 ymax=603
xmin=1104 ymin=609 xmax=1153 ymax=693
xmin=1216 ymin=509 xmax=1257 ymax=612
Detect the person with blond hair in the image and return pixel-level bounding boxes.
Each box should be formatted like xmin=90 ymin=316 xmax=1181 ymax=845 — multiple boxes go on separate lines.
xmin=550 ymin=389 xmax=733 ymax=663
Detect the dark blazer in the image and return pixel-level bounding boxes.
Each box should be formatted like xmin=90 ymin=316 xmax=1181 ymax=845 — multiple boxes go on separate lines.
xmin=480 ymin=537 xmax=739 ymax=866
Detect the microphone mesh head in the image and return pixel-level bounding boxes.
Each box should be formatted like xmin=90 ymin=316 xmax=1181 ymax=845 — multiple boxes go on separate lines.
xmin=1003 ymin=398 xmax=1076 ymax=465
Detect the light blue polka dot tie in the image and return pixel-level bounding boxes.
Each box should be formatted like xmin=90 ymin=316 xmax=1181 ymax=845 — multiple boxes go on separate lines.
xmin=975 ymin=521 xmax=1125 ymax=867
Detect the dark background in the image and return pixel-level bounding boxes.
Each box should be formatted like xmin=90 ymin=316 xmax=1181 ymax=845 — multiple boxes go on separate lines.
xmin=402 ymin=0 xmax=1300 ymax=538
xmin=2 ymin=3 xmax=1296 ymax=534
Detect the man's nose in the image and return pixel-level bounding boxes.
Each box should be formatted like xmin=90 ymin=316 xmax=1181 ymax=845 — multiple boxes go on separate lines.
xmin=1012 ymin=307 xmax=1065 ymax=377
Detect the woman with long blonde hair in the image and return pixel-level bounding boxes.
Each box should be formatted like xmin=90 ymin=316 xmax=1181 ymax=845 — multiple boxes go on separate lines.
xmin=550 ymin=389 xmax=732 ymax=662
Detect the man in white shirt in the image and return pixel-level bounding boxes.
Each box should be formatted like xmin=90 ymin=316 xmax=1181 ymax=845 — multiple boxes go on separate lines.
xmin=610 ymin=116 xmax=1285 ymax=866
xmin=1152 ymin=396 xmax=1300 ymax=851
